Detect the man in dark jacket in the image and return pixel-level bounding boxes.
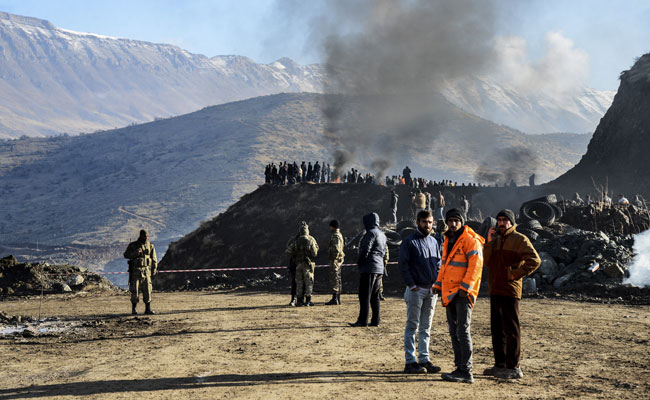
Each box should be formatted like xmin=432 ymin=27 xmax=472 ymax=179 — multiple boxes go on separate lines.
xmin=483 ymin=209 xmax=540 ymax=380
xmin=350 ymin=213 xmax=387 ymax=327
xmin=398 ymin=210 xmax=442 ymax=374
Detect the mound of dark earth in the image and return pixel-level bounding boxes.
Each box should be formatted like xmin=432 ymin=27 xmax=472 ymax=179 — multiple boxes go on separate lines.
xmin=0 ymin=255 xmax=117 ymax=296
xmin=156 ymin=183 xmax=479 ymax=294
xmin=157 ymin=183 xmax=649 ymax=303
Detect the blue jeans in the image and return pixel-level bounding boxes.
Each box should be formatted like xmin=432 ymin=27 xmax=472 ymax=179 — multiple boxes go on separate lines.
xmin=437 ymin=207 xmax=444 ymax=221
xmin=404 ymin=287 xmax=438 ymax=364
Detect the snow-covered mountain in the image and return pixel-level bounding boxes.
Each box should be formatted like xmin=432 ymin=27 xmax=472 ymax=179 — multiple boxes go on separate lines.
xmin=0 ymin=11 xmax=614 ymax=138
xmin=440 ymin=77 xmax=615 ymax=134
xmin=0 ymin=12 xmax=322 ymax=138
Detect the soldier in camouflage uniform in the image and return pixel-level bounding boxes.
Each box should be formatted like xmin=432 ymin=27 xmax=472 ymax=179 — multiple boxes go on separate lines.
xmin=287 ymin=222 xmax=319 ymax=306
xmin=325 ymin=219 xmax=345 ymax=305
xmin=123 ymin=229 xmax=158 ymax=315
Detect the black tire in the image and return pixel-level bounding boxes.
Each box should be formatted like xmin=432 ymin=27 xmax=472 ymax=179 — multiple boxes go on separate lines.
xmin=466 ymin=220 xmax=482 ymax=232
xmin=399 ymin=227 xmax=418 ymax=239
xmin=383 ymin=229 xmax=401 ymax=242
xmin=387 ymin=240 xmax=402 ymax=248
xmin=550 ymin=203 xmax=563 ymax=221
xmin=519 ymin=219 xmax=542 ymax=230
xmin=479 ymin=217 xmax=496 ymax=240
xmin=518 ymin=228 xmax=539 ymax=242
xmin=530 ymin=194 xmax=557 ymax=204
xmin=520 ymin=201 xmax=555 ymax=226
xmin=396 ymin=220 xmax=416 ymax=231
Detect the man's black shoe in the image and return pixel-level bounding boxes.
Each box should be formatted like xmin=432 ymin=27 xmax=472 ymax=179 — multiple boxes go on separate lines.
xmin=404 ymin=362 xmax=426 ymax=374
xmin=348 ymin=321 xmax=368 ymax=327
xmin=441 ymin=369 xmax=474 ymax=384
xmin=304 ymin=296 xmax=314 ymax=306
xmin=419 ymin=361 xmax=442 ymax=373
xmin=131 ymin=304 xmax=137 ymax=315
xmin=144 ymin=303 xmax=155 ymax=315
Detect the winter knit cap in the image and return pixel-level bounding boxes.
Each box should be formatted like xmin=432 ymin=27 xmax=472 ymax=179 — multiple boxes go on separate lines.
xmin=445 ymin=208 xmax=465 ymax=225
xmin=329 ymin=219 xmax=340 ymax=229
xmin=496 ymin=209 xmax=516 ymax=226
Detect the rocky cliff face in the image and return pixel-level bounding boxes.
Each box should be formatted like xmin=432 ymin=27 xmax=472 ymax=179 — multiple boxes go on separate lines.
xmin=553 ymin=53 xmax=650 ymax=193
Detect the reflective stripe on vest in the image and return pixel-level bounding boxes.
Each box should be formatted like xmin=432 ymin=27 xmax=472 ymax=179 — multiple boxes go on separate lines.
xmin=466 ymin=250 xmax=479 ymax=257
xmin=449 ymin=261 xmax=468 ymax=268
xmin=461 ymin=281 xmax=472 ymax=291
xmin=447 ymin=292 xmax=457 ymax=302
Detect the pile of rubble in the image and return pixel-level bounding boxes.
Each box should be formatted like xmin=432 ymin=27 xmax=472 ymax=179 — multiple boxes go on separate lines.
xmin=507 ymin=197 xmax=648 ymax=300
xmin=0 ymin=255 xmax=117 ymax=296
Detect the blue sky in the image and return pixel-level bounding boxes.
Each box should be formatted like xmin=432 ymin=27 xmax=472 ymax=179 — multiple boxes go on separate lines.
xmin=1 ymin=0 xmax=648 ymax=90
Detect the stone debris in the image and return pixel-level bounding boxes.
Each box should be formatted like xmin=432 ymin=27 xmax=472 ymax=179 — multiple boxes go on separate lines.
xmin=0 ymin=255 xmax=116 ymax=296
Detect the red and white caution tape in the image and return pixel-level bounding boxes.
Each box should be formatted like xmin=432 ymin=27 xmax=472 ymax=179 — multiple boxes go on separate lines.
xmin=98 ymin=261 xmax=398 ymax=275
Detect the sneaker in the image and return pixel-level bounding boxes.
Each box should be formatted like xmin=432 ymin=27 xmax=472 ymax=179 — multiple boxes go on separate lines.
xmin=419 ymin=361 xmax=442 ymax=373
xmin=441 ymin=369 xmax=474 ymax=384
xmin=289 ymin=298 xmax=297 ymax=307
xmin=483 ymin=365 xmax=506 ymax=376
xmin=495 ymin=367 xmax=523 ymax=379
xmin=404 ymin=362 xmax=427 ymax=374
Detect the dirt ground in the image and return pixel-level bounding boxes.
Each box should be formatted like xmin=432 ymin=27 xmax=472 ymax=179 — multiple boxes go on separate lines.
xmin=1 ymin=290 xmax=649 ymax=399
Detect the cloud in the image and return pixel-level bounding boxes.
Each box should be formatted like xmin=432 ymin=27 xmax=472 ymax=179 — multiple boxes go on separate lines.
xmin=492 ymin=31 xmax=591 ymax=101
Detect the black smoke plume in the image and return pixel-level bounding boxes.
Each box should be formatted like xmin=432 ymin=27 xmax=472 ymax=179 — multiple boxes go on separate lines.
xmin=315 ymin=0 xmax=504 ymax=175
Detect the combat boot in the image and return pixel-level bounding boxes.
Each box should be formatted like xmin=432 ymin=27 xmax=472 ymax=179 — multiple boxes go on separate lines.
xmin=131 ymin=303 xmax=138 ymax=315
xmin=289 ymin=296 xmax=297 ymax=307
xmin=144 ymin=303 xmax=155 ymax=315
xmin=305 ymin=296 xmax=314 ymax=306
xmin=297 ymin=296 xmax=305 ymax=307
xmin=325 ymin=294 xmax=338 ymax=305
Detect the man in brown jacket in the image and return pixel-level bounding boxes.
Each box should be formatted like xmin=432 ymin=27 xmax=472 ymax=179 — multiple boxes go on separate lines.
xmin=483 ymin=209 xmax=540 ymax=380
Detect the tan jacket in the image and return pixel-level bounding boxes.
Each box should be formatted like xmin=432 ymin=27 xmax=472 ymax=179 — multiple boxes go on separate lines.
xmin=483 ymin=225 xmax=541 ymax=299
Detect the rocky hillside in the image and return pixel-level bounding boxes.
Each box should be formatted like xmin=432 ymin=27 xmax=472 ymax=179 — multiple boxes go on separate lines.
xmin=156 ymin=182 xmax=646 ymax=302
xmin=0 ymin=92 xmax=594 ymax=278
xmin=0 ymin=12 xmax=321 ymax=138
xmin=553 ymin=53 xmax=650 ymax=194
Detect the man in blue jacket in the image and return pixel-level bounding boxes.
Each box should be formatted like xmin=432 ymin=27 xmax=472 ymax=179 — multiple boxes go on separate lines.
xmin=398 ymin=210 xmax=442 ymax=374
xmin=350 ymin=212 xmax=387 ymax=327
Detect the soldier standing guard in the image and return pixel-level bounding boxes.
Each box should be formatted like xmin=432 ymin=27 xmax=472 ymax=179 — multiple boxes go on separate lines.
xmin=326 ymin=220 xmax=345 ymax=305
xmin=124 ymin=229 xmax=158 ymax=315
xmin=287 ymin=222 xmax=319 ymax=306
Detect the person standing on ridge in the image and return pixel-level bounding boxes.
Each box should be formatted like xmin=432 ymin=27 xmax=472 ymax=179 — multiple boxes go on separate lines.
xmin=350 ymin=213 xmax=386 ymax=327
xmin=124 ymin=229 xmax=158 ymax=315
xmin=326 ymin=219 xmax=345 ymax=305
xmin=483 ymin=209 xmax=540 ymax=380
xmin=434 ymin=209 xmax=484 ymax=384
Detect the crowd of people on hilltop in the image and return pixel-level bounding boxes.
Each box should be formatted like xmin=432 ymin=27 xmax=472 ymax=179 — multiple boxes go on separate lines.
xmin=264 ymin=163 xmax=483 ymax=188
xmin=264 ymin=161 xmax=332 ymax=185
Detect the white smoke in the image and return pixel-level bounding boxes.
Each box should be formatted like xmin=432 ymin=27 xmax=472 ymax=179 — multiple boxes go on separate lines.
xmin=492 ymin=31 xmax=590 ymax=103
xmin=624 ymin=229 xmax=650 ymax=288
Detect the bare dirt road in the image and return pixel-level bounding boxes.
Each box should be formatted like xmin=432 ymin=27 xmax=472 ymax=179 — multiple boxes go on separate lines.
xmin=1 ymin=290 xmax=649 ymax=399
